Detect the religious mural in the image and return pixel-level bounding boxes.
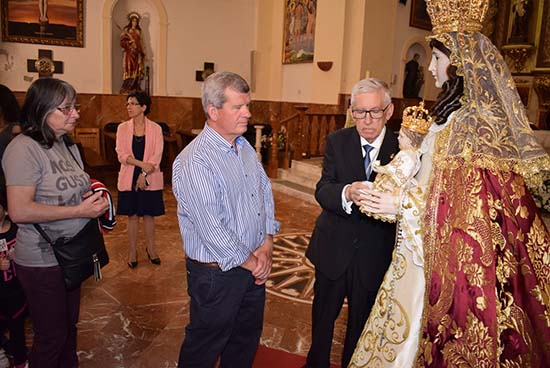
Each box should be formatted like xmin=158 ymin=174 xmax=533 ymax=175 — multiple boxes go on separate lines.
xmin=282 ymin=0 xmax=317 ymax=64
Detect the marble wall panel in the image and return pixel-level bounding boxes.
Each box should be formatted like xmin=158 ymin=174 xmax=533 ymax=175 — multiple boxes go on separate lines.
xmin=11 ymin=91 xmax=344 ymax=134
xmin=148 ymin=96 xmax=196 ymax=133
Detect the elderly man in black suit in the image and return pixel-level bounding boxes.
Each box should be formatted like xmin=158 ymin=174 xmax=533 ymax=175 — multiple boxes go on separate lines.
xmin=305 ymin=78 xmax=399 ymax=368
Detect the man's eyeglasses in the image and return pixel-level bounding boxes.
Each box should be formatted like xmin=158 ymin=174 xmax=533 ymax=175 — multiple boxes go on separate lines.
xmin=57 ymin=104 xmax=81 ymax=115
xmin=351 ymin=103 xmax=391 ymax=120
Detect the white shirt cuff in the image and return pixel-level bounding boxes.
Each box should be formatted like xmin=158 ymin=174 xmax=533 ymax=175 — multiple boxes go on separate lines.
xmin=341 ymin=184 xmax=353 ymax=214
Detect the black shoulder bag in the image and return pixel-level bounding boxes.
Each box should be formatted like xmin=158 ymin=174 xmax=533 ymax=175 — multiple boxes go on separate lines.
xmin=33 ymin=141 xmax=109 ymax=290
xmin=34 ymin=219 xmax=109 ymax=290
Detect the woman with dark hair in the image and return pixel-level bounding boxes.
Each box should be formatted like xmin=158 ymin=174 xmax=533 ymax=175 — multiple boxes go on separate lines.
xmin=0 ymin=84 xmax=21 ymax=157
xmin=0 ymin=85 xmax=22 ymax=185
xmin=1 ymin=78 xmax=109 ymax=367
xmin=0 ymin=84 xmax=20 ymax=125
xmin=120 ymin=12 xmax=145 ymax=93
xmin=352 ymin=0 xmax=550 ymax=366
xmin=116 ymin=91 xmax=164 ymax=269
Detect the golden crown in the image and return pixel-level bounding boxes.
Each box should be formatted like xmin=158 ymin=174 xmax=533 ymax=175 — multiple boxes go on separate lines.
xmin=401 ymin=101 xmax=432 ymax=135
xmin=426 ymin=0 xmax=488 ymax=34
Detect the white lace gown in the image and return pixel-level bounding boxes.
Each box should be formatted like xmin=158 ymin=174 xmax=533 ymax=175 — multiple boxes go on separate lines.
xmin=349 ymin=122 xmax=446 ymax=368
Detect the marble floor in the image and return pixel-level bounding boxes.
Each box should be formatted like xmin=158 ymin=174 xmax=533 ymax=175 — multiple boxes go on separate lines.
xmin=74 ymin=185 xmax=351 ymax=368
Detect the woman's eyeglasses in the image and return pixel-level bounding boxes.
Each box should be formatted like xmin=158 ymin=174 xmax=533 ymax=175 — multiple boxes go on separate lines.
xmin=57 ymin=104 xmax=81 ymax=115
xmin=126 ymin=102 xmax=141 ymax=107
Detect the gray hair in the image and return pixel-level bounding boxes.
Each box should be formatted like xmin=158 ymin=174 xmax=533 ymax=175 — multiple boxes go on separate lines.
xmin=21 ymin=77 xmax=77 ymax=148
xmin=350 ymin=77 xmax=392 ymax=106
xmin=201 ymin=71 xmax=250 ymax=119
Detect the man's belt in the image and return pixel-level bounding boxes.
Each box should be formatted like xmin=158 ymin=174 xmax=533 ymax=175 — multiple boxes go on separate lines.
xmin=186 ymin=257 xmax=219 ymax=269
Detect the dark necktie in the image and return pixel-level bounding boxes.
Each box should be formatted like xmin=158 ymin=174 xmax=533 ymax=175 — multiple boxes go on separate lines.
xmin=363 ymin=144 xmax=374 ymax=179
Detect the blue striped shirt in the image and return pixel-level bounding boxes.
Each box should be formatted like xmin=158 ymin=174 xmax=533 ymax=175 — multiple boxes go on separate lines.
xmin=172 ymin=123 xmax=280 ymax=271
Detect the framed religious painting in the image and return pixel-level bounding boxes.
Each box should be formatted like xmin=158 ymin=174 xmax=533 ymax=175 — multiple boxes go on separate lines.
xmin=536 ymin=0 xmax=550 ymax=68
xmin=282 ymin=0 xmax=317 ymax=64
xmin=409 ymin=0 xmax=432 ymax=31
xmin=1 ymin=0 xmax=84 ymax=47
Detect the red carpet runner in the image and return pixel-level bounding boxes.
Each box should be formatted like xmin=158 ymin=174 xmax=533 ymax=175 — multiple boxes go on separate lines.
xmin=254 ymin=345 xmax=340 ymax=367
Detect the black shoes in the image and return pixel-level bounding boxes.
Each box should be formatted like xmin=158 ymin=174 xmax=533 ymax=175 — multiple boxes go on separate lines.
xmin=128 ymin=249 xmax=160 ymax=268
xmin=146 ymin=249 xmax=161 ymax=265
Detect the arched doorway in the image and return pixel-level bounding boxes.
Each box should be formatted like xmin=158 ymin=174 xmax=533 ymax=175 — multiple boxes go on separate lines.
xmin=399 ymin=36 xmax=434 ymax=100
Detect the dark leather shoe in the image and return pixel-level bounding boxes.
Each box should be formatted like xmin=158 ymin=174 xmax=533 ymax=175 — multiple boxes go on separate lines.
xmin=128 ymin=261 xmax=138 ymax=269
xmin=146 ymin=249 xmax=161 ymax=265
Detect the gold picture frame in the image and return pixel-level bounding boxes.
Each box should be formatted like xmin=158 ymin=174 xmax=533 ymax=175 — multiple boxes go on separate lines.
xmin=409 ymin=0 xmax=432 ymax=31
xmin=282 ymin=0 xmax=317 ymax=64
xmin=1 ymin=0 xmax=84 ymax=47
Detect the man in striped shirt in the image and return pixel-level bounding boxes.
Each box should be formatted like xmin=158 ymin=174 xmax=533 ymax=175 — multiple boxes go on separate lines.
xmin=172 ymin=71 xmax=280 ymax=367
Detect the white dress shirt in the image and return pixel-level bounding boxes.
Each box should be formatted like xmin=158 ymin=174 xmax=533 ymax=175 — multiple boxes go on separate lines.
xmin=341 ymin=126 xmax=387 ymax=214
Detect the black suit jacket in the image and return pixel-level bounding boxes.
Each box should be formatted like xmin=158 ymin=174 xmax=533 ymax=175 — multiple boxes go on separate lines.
xmin=306 ymin=127 xmax=399 ymax=291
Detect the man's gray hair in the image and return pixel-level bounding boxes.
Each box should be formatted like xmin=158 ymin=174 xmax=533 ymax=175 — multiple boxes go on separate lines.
xmin=350 ymin=78 xmax=392 ymax=106
xmin=201 ymin=71 xmax=250 ymax=119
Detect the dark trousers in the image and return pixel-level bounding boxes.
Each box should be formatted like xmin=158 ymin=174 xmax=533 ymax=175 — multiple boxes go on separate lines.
xmin=15 ymin=264 xmax=80 ymax=368
xmin=0 ymin=288 xmax=28 ymax=365
xmin=306 ymin=262 xmax=377 ymax=368
xmin=178 ymin=259 xmax=265 ymax=368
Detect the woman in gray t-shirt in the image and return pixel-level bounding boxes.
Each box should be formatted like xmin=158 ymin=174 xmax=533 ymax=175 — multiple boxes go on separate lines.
xmin=2 ymin=78 xmax=109 ymax=367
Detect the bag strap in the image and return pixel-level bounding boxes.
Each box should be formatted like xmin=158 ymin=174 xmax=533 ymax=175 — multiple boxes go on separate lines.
xmin=35 ymin=141 xmax=84 ymax=246
xmin=33 ymin=224 xmax=55 ymax=246
xmin=64 ymin=141 xmax=82 ymax=170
